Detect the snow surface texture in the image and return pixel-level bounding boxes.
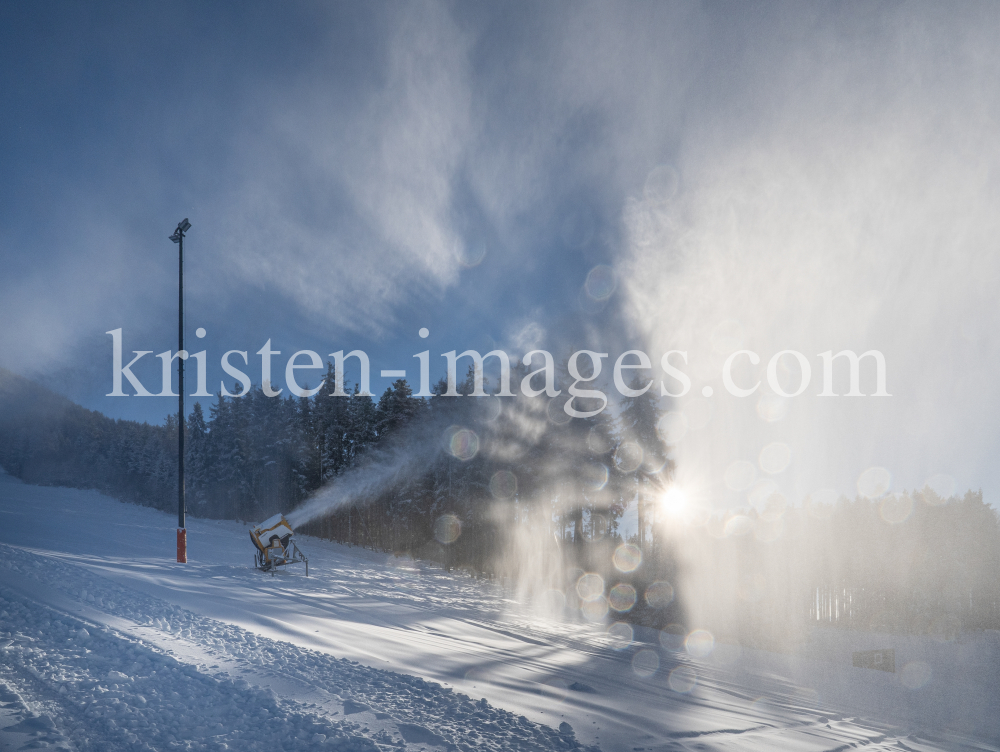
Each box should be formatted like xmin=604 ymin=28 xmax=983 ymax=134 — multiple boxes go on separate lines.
xmin=0 ymin=471 xmax=997 ymax=751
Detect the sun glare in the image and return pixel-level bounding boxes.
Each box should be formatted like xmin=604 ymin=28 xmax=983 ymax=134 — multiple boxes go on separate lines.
xmin=661 ymin=487 xmax=688 ymax=517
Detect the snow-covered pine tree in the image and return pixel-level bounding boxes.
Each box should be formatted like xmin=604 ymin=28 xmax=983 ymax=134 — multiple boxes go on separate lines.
xmin=185 ymin=402 xmax=209 ymax=511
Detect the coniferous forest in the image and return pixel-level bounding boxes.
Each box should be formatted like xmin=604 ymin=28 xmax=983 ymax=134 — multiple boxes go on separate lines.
xmin=1 ymin=365 xmax=998 ymax=646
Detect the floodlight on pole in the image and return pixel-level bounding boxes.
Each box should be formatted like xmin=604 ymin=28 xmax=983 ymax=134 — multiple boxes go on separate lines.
xmin=169 ymin=218 xmax=190 ymax=563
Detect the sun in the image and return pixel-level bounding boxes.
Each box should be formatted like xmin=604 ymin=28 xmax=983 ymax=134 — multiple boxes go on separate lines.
xmin=661 ymin=487 xmax=688 ymax=517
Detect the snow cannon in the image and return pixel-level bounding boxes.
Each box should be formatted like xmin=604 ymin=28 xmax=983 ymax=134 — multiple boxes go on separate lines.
xmin=250 ymin=514 xmax=308 ymax=576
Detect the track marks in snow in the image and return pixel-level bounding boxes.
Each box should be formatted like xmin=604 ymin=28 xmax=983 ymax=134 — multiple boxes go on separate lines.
xmin=0 ymin=543 xmax=601 ymax=751
xmin=0 ymin=587 xmax=382 ymax=751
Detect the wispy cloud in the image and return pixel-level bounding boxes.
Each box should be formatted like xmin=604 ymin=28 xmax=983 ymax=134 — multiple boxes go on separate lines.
xmin=207 ymin=3 xmax=474 ymax=337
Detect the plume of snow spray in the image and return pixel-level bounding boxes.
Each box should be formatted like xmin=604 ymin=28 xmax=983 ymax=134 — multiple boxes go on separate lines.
xmin=287 ymin=439 xmax=440 ymax=529
xmin=619 ymin=7 xmax=1000 ymax=646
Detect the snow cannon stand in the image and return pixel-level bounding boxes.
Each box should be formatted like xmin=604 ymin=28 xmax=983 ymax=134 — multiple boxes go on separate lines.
xmin=250 ymin=514 xmax=308 ymax=576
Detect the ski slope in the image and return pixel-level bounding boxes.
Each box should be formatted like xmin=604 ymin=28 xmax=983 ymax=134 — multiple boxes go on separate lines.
xmin=0 ymin=471 xmax=997 ymax=752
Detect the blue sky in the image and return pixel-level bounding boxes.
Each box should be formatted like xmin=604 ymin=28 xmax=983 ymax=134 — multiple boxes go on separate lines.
xmin=3 ymin=1 xmax=1000 ymax=507
xmin=0 ymin=1 xmax=645 ymax=410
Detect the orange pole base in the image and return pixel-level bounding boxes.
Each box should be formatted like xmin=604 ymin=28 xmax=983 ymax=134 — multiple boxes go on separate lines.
xmin=177 ymin=528 xmax=187 ymax=563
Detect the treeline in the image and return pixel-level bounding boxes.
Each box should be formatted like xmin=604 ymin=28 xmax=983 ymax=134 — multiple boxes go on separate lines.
xmin=0 ymin=363 xmax=678 ymax=614
xmin=1 ymin=366 xmax=999 ymax=640
xmin=672 ymin=488 xmax=1000 ymax=647
xmin=0 ymin=363 xmax=669 ymax=563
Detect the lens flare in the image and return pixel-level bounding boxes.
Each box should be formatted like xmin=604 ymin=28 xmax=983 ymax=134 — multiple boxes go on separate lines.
xmin=608 ymin=584 xmax=638 ymax=612
xmin=668 ymin=666 xmax=698 ymax=694
xmin=642 ymin=453 xmax=669 ymax=475
xmin=686 ymin=505 xmax=712 ymax=526
xmin=489 ymin=470 xmax=517 ymax=499
xmin=723 ymin=515 xmax=753 ymax=537
xmin=751 ymin=490 xmax=787 ymax=522
xmin=614 ymin=442 xmax=643 ymax=473
xmin=644 ymin=580 xmax=674 ymax=608
xmin=631 ymin=649 xmax=659 ymax=678
xmin=463 ymin=666 xmax=492 ymax=686
xmin=923 ymin=473 xmax=956 ymax=503
xmin=585 ymin=264 xmax=617 ymax=300
xmin=540 ymin=676 xmax=569 ymax=701
xmin=658 ymin=627 xmax=681 ymax=649
xmin=448 ymin=428 xmax=479 ymax=461
xmin=747 ymin=479 xmax=779 ymax=508
xmin=857 ymin=466 xmax=892 ymax=498
xmin=581 ymin=462 xmax=609 ymax=491
xmin=587 ymin=425 xmax=614 ymax=454
xmin=724 ymin=460 xmax=757 ymax=491
xmin=684 ymin=629 xmax=715 ymax=658
xmin=581 ymin=597 xmax=609 ymax=622
xmin=457 ymin=240 xmax=487 ymax=268
xmin=643 ymin=164 xmax=679 ymax=203
xmin=481 ymin=395 xmax=502 ymax=422
xmin=756 ymin=393 xmax=789 ymax=422
xmin=576 ymin=573 xmax=605 ymax=602
xmin=758 ymin=442 xmax=791 ymax=475
xmin=613 ymin=543 xmax=642 ymax=573
xmin=537 ymin=589 xmax=566 ymax=617
xmin=607 ymin=621 xmax=634 ymax=649
xmin=749 ymin=697 xmax=778 ymax=715
xmin=442 ymin=425 xmax=460 ymax=449
xmin=433 ymin=514 xmax=461 ymax=544
xmin=900 ymin=661 xmax=932 ymax=689
xmin=656 ymin=411 xmax=688 ymax=445
xmin=546 ymin=397 xmax=572 ymax=426
xmin=880 ymin=493 xmax=914 ymax=524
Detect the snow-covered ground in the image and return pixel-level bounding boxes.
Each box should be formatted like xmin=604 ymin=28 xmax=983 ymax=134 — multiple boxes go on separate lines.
xmin=0 ymin=471 xmax=997 ymax=752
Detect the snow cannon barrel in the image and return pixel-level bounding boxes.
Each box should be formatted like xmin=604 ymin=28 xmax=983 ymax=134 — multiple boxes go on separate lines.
xmin=250 ymin=513 xmax=308 ymax=576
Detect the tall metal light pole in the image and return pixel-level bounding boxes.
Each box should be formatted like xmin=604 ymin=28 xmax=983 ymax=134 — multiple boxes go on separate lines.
xmin=169 ymin=218 xmax=192 ymax=563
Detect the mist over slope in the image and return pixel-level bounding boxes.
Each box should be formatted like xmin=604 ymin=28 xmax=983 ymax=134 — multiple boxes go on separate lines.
xmin=1 ymin=475 xmax=999 ymax=750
